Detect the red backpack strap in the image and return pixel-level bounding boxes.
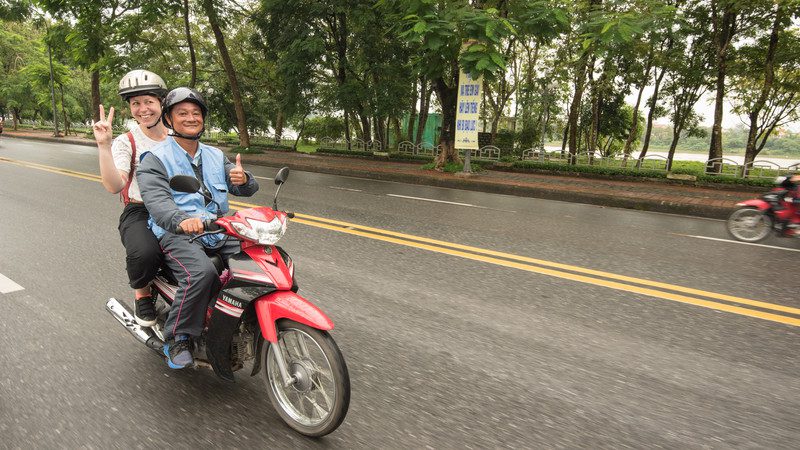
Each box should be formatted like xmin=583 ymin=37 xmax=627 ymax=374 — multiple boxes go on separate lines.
xmin=120 ymin=131 xmax=136 ymax=205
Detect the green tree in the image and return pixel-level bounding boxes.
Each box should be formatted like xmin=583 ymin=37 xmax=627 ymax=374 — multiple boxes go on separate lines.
xmin=730 ymin=5 xmax=800 ymax=169
xmin=395 ymin=0 xmax=517 ymax=168
xmin=200 ymin=0 xmax=251 ymax=148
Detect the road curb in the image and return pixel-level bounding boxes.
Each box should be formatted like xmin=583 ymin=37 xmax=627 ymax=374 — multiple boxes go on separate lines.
xmin=236 ymin=156 xmax=735 ymax=220
xmin=4 ymin=132 xmax=97 ymax=148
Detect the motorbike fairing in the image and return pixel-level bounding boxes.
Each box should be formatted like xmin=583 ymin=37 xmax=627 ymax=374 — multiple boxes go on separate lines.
xmin=254 ymin=291 xmax=333 ymax=343
xmin=736 ymin=199 xmax=771 ymax=210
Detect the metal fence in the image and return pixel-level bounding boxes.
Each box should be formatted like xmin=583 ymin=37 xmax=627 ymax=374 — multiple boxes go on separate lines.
xmin=318 ymin=137 xmax=796 ymax=178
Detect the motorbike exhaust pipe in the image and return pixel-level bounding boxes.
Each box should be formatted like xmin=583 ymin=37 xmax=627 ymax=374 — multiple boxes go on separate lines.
xmin=105 ymin=298 xmax=165 ymax=353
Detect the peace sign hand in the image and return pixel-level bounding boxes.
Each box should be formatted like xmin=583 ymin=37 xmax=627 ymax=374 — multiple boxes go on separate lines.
xmin=92 ymin=104 xmax=115 ymax=148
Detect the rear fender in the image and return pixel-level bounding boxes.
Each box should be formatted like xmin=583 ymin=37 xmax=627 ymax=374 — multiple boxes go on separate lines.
xmin=736 ymin=199 xmax=771 ymax=210
xmin=253 ymin=291 xmax=333 ymax=343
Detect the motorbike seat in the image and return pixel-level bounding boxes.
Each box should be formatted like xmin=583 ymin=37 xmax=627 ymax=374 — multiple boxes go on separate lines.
xmin=208 ymin=254 xmax=225 ymax=275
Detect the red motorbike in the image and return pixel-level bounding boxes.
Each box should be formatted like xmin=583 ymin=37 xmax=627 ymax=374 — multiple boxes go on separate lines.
xmin=726 ymin=176 xmax=800 ymax=242
xmin=106 ymin=167 xmax=350 ymax=437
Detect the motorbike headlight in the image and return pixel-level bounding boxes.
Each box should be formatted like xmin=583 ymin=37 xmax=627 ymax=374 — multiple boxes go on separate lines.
xmin=231 ymin=217 xmax=287 ymax=245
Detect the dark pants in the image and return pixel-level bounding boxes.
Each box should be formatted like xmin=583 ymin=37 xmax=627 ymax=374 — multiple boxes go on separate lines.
xmin=159 ymin=233 xmax=240 ymax=340
xmin=118 ymin=203 xmax=162 ymax=290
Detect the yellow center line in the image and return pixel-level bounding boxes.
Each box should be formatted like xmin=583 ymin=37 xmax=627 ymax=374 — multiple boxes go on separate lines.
xmin=4 ymin=156 xmax=797 ymax=326
xmin=285 ymin=211 xmax=800 ymax=317
xmin=0 ymin=157 xmax=102 ymax=182
xmin=286 ymin=217 xmax=800 ymax=327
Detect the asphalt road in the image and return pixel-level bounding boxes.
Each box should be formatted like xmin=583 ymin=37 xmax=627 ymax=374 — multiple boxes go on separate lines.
xmin=0 ymin=138 xmax=798 ymax=448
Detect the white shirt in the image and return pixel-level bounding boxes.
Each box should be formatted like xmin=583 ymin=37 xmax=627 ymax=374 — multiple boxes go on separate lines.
xmin=112 ymin=124 xmax=165 ymax=202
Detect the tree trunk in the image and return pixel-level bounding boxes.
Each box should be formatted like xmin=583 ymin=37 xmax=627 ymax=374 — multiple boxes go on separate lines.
xmin=201 ymin=0 xmax=250 ymax=148
xmin=415 ymin=84 xmax=433 ymax=147
xmin=407 ymin=78 xmax=418 ymax=142
xmin=373 ymin=115 xmax=386 ymax=151
xmin=392 ymin=117 xmax=402 ymax=149
xmin=275 ymin=110 xmax=284 ymax=142
xmin=588 ymin=58 xmax=600 ymax=156
xmin=708 ymin=3 xmax=738 ymax=170
xmin=623 ymin=52 xmax=653 ymax=162
xmin=293 ymin=113 xmax=308 ymax=151
xmin=567 ymin=55 xmax=589 ymax=163
xmin=12 ymin=108 xmax=19 ymax=130
xmin=183 ymin=0 xmax=198 ymax=88
xmin=433 ymin=72 xmax=459 ymax=169
xmin=744 ymin=3 xmax=782 ymax=169
xmin=351 ymin=111 xmax=363 ymax=140
xmin=639 ymin=66 xmax=666 ymax=160
xmin=59 ymin=84 xmax=69 ymax=136
xmin=358 ymin=109 xmax=371 ymax=144
xmin=343 ymin=109 xmax=351 ymax=147
xmin=91 ymin=69 xmax=101 ymax=122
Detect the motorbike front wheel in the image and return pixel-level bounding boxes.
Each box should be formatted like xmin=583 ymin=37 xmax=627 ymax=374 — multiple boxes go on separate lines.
xmin=726 ymin=207 xmax=773 ymax=242
xmin=263 ymin=320 xmax=350 ymax=437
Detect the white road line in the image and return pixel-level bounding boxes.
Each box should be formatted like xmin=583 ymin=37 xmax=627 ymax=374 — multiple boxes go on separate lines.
xmin=387 ymin=193 xmax=485 ymax=208
xmin=329 ymin=186 xmax=363 ymax=192
xmin=676 ymin=234 xmax=800 ymax=252
xmin=0 ymin=273 xmax=24 ymax=293
xmin=253 ymin=175 xmax=273 ymax=180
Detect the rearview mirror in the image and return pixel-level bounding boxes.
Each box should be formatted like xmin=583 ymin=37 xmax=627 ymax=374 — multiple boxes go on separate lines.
xmin=274 ymin=167 xmax=290 ymax=185
xmin=170 ymin=175 xmax=201 ymax=193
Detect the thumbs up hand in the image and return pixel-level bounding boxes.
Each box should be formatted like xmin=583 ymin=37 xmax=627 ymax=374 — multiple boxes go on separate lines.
xmin=229 ymin=153 xmax=247 ymax=186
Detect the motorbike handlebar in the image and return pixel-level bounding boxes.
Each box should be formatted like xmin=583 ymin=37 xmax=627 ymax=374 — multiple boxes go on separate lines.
xmin=175 ymin=219 xmax=221 ymax=235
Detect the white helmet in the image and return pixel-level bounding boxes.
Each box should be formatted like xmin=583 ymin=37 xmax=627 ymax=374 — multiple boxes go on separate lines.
xmin=118 ymin=70 xmax=168 ymax=101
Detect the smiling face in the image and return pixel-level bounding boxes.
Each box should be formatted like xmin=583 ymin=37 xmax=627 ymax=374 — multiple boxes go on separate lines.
xmin=169 ymin=101 xmax=204 ymax=137
xmin=128 ymin=94 xmax=162 ymax=128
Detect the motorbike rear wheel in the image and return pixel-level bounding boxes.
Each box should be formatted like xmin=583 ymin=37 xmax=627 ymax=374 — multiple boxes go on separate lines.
xmin=263 ymin=320 xmax=350 ymax=437
xmin=726 ymin=207 xmax=773 ymax=242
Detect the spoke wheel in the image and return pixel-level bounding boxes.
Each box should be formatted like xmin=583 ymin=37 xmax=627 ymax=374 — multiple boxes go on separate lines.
xmin=263 ymin=320 xmax=350 ymax=437
xmin=726 ymin=207 xmax=773 ymax=242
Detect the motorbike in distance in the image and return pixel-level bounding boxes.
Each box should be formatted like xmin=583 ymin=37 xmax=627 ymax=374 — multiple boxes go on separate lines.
xmin=106 ymin=167 xmax=350 ymax=437
xmin=726 ymin=175 xmax=800 ymax=242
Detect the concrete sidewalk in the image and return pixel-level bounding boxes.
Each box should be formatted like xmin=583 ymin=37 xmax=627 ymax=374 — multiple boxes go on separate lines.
xmin=2 ymin=130 xmax=761 ymax=219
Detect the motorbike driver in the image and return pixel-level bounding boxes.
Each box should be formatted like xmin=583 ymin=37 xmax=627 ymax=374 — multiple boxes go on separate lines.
xmin=92 ymin=70 xmax=169 ymax=327
xmin=137 ymin=87 xmax=259 ymax=369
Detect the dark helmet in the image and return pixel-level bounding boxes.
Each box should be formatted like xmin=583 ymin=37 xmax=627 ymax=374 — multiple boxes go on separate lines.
xmin=118 ymin=70 xmax=168 ymax=101
xmin=161 ymin=87 xmax=208 ymax=140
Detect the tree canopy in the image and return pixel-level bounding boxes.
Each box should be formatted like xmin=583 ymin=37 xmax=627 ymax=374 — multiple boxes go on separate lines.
xmin=1 ymin=0 xmax=799 ymax=169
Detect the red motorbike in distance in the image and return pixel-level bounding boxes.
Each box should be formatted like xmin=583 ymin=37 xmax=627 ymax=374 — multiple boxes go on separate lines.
xmin=106 ymin=167 xmax=350 ymax=437
xmin=726 ymin=176 xmax=800 ymax=242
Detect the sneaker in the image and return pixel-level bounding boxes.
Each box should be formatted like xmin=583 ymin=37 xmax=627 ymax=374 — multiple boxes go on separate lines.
xmin=164 ymin=335 xmax=194 ymax=369
xmin=134 ymin=295 xmax=157 ymax=327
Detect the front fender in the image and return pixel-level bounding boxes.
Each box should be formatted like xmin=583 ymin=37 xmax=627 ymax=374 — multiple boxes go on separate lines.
xmin=736 ymin=199 xmax=771 ymax=210
xmin=253 ymin=291 xmax=334 ymax=342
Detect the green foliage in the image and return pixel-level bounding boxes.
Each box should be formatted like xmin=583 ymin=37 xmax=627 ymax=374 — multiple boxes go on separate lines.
xmin=301 ymin=116 xmax=345 ymax=143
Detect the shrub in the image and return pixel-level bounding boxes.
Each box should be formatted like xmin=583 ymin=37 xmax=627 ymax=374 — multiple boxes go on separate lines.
xmin=422 ymin=161 xmax=484 ymax=173
xmin=316 ymin=147 xmax=374 ymax=157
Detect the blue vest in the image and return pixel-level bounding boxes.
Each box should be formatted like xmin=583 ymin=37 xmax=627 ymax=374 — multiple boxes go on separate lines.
xmin=142 ymin=137 xmax=229 ymax=246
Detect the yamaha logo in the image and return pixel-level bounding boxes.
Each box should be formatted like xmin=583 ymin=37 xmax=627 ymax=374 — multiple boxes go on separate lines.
xmin=221 ymin=294 xmax=243 ymax=308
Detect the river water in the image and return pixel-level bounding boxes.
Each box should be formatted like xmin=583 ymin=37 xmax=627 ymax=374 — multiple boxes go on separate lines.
xmin=636 ymin=151 xmax=800 ymax=167
xmin=542 ymin=146 xmax=800 ymax=167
